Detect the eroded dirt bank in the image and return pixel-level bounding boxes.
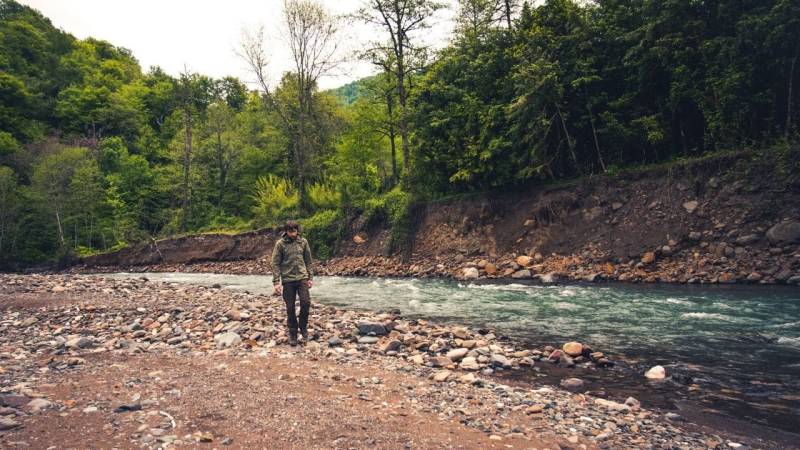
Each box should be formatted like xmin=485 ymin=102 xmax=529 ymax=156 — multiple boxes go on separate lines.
xmin=1 ymin=274 xmax=788 ymax=449
xmin=74 ymin=153 xmax=800 ymax=286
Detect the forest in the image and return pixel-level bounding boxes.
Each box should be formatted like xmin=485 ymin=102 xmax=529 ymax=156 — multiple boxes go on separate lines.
xmin=0 ymin=0 xmax=798 ymax=269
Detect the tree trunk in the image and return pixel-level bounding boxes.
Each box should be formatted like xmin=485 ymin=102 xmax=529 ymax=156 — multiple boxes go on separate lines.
xmin=181 ymin=107 xmax=192 ymax=232
xmin=504 ymin=0 xmax=512 ymax=28
xmin=787 ymin=48 xmax=798 ymax=140
xmin=55 ymin=209 xmax=65 ymax=246
xmin=386 ymin=87 xmax=398 ymax=184
xmin=216 ymin=130 xmax=227 ymax=209
xmin=397 ymin=57 xmax=410 ymax=175
xmin=587 ymin=104 xmax=606 ymax=172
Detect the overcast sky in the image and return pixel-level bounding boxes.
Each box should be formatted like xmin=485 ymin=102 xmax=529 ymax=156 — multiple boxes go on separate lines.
xmin=19 ymin=0 xmax=455 ymax=90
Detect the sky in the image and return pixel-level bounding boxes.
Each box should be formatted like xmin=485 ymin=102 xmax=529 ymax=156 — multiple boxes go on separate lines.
xmin=19 ymin=0 xmax=456 ymax=90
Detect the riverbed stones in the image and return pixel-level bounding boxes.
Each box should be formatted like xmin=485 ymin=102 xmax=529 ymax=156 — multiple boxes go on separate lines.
xmin=429 ymin=356 xmax=453 ymax=368
xmin=515 ymin=255 xmax=532 ymax=267
xmin=66 ymin=336 xmax=95 ymax=349
xmin=562 ymin=342 xmax=583 ymax=357
xmin=645 ymin=365 xmax=666 ymax=380
xmin=641 ymin=252 xmax=656 ymax=264
xmin=0 ymin=417 xmax=20 ymax=431
xmin=358 ymin=336 xmax=379 ymax=344
xmin=683 ymin=200 xmax=699 ymax=213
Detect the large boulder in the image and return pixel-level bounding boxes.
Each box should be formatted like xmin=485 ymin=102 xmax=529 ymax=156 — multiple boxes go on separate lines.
xmin=766 ymin=220 xmax=800 ymax=245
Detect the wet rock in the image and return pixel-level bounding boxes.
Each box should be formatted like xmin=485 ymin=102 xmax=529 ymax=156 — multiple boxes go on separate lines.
xmin=462 ymin=267 xmax=479 ymax=279
xmin=214 ymin=332 xmax=242 ymax=349
xmin=766 ymin=220 xmax=800 ymax=244
xmin=562 ymin=342 xmax=583 ymax=357
xmin=490 ymin=354 xmax=511 ymax=369
xmin=645 ymin=365 xmax=666 ymax=380
xmin=560 ymin=378 xmax=584 ymax=390
xmin=356 ymin=321 xmax=388 ymax=336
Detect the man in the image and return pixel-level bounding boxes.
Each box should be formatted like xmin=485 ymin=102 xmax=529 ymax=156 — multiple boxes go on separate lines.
xmin=271 ymin=219 xmax=313 ymax=346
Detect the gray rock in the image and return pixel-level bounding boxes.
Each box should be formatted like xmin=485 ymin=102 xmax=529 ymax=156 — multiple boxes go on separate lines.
xmin=356 ymin=321 xmax=388 ymax=336
xmin=688 ymin=231 xmax=702 ymax=241
xmin=357 ymin=336 xmax=379 ymax=344
xmin=327 ymin=336 xmax=343 ymax=347
xmin=767 ymin=220 xmax=800 ymax=244
xmin=27 ymin=398 xmax=52 ymax=413
xmin=66 ymin=336 xmax=95 ymax=349
xmin=214 ymin=332 xmax=241 ymax=348
xmin=735 ymin=234 xmax=760 ymax=245
xmin=490 ymin=353 xmax=511 ymax=369
xmin=787 ymin=275 xmax=800 ymax=285
xmin=560 ymin=378 xmax=584 ymax=390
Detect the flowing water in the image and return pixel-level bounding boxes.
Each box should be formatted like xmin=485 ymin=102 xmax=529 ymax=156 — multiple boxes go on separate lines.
xmin=106 ymin=272 xmax=800 ymax=432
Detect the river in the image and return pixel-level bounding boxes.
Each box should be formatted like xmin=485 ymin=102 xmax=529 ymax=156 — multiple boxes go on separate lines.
xmin=105 ymin=272 xmax=800 ymax=433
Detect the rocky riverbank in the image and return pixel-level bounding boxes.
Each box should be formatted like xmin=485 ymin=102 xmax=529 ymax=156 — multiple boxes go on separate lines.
xmin=0 ymin=274 xmax=788 ymax=449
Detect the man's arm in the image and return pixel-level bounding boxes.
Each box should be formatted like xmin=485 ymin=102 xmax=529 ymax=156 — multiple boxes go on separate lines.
xmin=303 ymin=239 xmax=313 ymax=280
xmin=271 ymin=241 xmax=283 ymax=285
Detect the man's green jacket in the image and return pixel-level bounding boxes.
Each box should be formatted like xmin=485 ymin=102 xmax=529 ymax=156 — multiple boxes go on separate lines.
xmin=271 ymin=235 xmax=313 ymax=284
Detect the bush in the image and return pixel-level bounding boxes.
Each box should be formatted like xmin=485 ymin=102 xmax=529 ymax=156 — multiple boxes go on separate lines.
xmin=308 ymin=182 xmax=341 ymax=210
xmin=302 ymin=209 xmax=344 ymax=260
xmin=251 ymin=175 xmax=298 ymax=226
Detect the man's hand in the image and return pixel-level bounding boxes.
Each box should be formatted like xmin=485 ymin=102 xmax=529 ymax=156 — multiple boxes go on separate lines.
xmin=273 ymin=283 xmax=283 ymax=296
xmin=306 ymin=279 xmax=313 ymax=290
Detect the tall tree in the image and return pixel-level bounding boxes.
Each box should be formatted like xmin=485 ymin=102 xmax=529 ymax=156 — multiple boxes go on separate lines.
xmin=356 ymin=0 xmax=445 ymax=176
xmin=240 ymin=0 xmax=341 ymax=212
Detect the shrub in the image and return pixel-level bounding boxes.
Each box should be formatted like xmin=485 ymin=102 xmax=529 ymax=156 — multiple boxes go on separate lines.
xmin=251 ymin=175 xmax=298 ymax=226
xmin=308 ymin=182 xmax=341 ymax=210
xmin=302 ymin=209 xmax=344 ymax=260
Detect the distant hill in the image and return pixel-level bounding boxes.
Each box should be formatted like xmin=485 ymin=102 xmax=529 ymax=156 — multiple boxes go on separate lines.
xmin=327 ymin=74 xmax=380 ymax=106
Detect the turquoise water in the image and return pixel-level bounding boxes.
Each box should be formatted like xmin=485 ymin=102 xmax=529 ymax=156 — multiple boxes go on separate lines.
xmin=106 ymin=273 xmax=800 ymax=430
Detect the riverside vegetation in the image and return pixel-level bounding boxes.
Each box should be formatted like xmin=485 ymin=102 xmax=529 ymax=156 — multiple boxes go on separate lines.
xmin=1 ymin=0 xmax=799 ymax=270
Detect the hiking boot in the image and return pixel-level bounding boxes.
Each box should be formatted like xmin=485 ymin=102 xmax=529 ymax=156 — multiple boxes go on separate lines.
xmin=288 ymin=329 xmax=298 ymax=346
xmin=300 ymin=328 xmax=309 ymax=341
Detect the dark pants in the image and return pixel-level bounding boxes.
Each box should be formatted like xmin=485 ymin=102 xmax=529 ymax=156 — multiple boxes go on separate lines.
xmin=283 ymin=279 xmax=311 ymax=331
